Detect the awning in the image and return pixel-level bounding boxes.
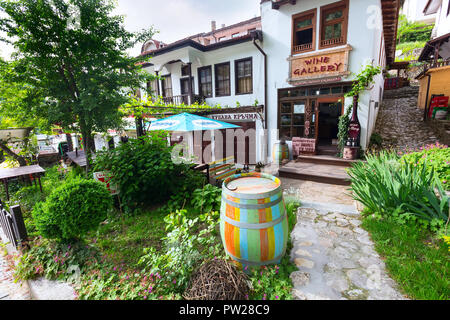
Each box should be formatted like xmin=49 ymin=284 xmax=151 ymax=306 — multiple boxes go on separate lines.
xmin=418 ymin=32 xmax=450 ymax=61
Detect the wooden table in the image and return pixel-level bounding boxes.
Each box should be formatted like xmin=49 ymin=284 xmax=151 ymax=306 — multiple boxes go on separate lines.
xmin=0 ymin=165 xmax=46 ymax=200
xmin=67 ymin=150 xmax=96 ymax=168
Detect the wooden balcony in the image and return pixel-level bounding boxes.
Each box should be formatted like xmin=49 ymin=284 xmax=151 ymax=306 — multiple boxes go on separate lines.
xmin=320 ymin=37 xmax=344 ymax=48
xmin=293 ymin=43 xmax=313 ymax=53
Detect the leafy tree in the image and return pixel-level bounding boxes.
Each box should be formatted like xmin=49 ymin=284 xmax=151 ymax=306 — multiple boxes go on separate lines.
xmin=0 ymin=0 xmax=155 ymax=172
xmin=397 ymin=14 xmax=434 ymax=43
xmin=0 ymin=58 xmax=44 ymax=166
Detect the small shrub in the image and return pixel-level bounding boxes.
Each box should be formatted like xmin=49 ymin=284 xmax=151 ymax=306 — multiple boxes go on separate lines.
xmin=190 ymin=184 xmax=221 ymax=214
xmin=94 ymin=131 xmax=205 ymax=212
xmin=400 ymin=143 xmax=450 ymax=190
xmin=32 ymin=177 xmax=112 ymax=241
xmin=369 ymin=132 xmax=383 ymax=147
xmin=349 ymin=151 xmax=449 ymax=229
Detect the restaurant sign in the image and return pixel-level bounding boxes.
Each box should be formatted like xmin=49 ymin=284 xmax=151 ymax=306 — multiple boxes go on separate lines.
xmin=208 ymin=113 xmax=259 ymax=122
xmin=288 ymin=45 xmax=352 ymax=85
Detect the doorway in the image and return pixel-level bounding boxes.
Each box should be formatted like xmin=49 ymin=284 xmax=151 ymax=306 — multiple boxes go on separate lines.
xmin=317 ymin=99 xmax=342 ymax=146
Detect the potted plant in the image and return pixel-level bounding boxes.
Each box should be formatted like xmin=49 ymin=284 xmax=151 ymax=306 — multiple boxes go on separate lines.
xmin=255 ymin=162 xmax=265 ymax=173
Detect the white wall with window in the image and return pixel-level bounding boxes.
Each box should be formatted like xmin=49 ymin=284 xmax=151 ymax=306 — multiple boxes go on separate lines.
xmin=261 ymin=0 xmax=388 ymax=160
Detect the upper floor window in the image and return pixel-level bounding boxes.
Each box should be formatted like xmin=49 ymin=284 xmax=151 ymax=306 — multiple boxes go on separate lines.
xmin=247 ymin=28 xmax=256 ymax=35
xmin=292 ymin=9 xmax=317 ymax=54
xmin=147 ymin=79 xmax=158 ymax=98
xmin=214 ymin=62 xmax=231 ymax=97
xmin=232 ymin=32 xmax=240 ymax=38
xmin=181 ymin=65 xmax=190 ymax=77
xmin=235 ymin=58 xmax=253 ymax=95
xmin=320 ymin=0 xmax=349 ymax=49
xmin=198 ymin=66 xmax=212 ymax=98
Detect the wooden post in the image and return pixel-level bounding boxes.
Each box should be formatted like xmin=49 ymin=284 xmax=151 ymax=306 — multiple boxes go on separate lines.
xmin=3 ymin=179 xmax=9 ymax=201
xmin=155 ymin=70 xmax=161 ymax=97
xmin=66 ymin=133 xmax=74 ymax=152
xmin=38 ymin=175 xmax=43 ymax=193
xmin=188 ymin=62 xmax=193 ymax=105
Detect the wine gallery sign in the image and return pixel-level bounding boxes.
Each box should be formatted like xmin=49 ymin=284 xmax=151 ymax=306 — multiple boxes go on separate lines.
xmin=288 ymin=45 xmax=352 ymax=85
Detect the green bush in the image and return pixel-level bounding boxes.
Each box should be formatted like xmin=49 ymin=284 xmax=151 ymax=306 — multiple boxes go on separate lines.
xmin=397 ymin=14 xmax=434 ymax=43
xmin=94 ymin=131 xmax=205 ymax=212
xmin=190 ymin=184 xmax=221 ymax=214
xmin=349 ymin=151 xmax=449 ymax=230
xmin=400 ymin=143 xmax=450 ymax=190
xmin=32 ymin=177 xmax=112 ymax=241
xmin=369 ymin=132 xmax=383 ymax=147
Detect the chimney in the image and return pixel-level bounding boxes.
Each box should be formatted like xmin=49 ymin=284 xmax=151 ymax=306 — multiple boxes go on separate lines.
xmin=211 ymin=20 xmax=216 ymax=32
xmin=221 ymin=24 xmax=226 ymax=29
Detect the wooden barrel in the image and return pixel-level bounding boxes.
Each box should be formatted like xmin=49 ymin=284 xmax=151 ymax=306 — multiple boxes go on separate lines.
xmin=272 ymin=142 xmax=289 ymax=164
xmin=220 ymin=172 xmax=289 ymax=267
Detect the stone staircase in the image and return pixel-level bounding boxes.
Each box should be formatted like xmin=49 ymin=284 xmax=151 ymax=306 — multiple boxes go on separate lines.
xmin=374 ymin=85 xmax=439 ymax=151
xmin=382 ymin=85 xmax=419 ymax=100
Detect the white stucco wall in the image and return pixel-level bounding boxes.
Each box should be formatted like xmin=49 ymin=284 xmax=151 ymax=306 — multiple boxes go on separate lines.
xmin=142 ymin=42 xmax=265 ymax=108
xmin=434 ymin=0 xmax=450 ymax=37
xmin=401 ymin=0 xmax=436 ymax=24
xmin=261 ymin=0 xmax=387 ymax=161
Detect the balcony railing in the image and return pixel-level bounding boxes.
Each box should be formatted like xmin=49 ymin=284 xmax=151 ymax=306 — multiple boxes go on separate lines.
xmin=293 ymin=43 xmax=313 ymax=53
xmin=321 ymin=37 xmax=344 ymax=48
xmin=161 ymin=94 xmax=205 ymax=106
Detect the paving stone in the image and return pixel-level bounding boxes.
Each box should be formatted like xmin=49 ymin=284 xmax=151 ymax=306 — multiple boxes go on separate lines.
xmin=318 ymin=238 xmax=334 ymax=248
xmin=290 ymin=271 xmax=310 ymax=287
xmin=294 ymin=258 xmax=315 ymax=269
xmin=346 ymin=269 xmax=370 ymax=290
xmin=291 ymin=200 xmax=407 ymax=300
xmin=329 ymin=279 xmax=350 ymax=292
xmin=336 ymin=218 xmax=349 ymax=227
xmin=350 ymin=219 xmax=362 ymax=227
xmin=354 ymin=227 xmax=366 ymax=234
xmin=295 ymin=249 xmax=312 ymax=258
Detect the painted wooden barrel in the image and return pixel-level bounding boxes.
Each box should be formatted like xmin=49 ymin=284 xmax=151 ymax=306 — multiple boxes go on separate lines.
xmin=272 ymin=142 xmax=289 ymax=164
xmin=220 ymin=172 xmax=289 ymax=268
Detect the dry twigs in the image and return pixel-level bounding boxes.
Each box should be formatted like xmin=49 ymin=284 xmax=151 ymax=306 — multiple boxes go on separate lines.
xmin=183 ymin=259 xmax=249 ymax=300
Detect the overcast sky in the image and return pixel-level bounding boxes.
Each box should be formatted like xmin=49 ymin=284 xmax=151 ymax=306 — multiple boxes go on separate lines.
xmin=0 ymin=0 xmax=261 ymax=60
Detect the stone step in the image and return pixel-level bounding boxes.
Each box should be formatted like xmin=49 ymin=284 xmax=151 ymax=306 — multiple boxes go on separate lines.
xmin=296 ymin=155 xmax=359 ymax=167
xmin=279 ymin=161 xmax=351 ymax=186
xmin=383 ymin=86 xmax=419 ymax=100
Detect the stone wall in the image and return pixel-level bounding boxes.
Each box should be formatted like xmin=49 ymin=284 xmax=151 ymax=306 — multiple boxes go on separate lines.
xmin=427 ymin=119 xmax=450 ymax=146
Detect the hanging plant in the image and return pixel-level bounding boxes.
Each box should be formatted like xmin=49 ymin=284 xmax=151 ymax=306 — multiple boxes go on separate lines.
xmin=337 ymin=64 xmax=382 ymax=156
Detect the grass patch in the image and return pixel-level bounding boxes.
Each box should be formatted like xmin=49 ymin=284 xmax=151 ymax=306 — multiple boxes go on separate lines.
xmin=362 ymin=216 xmax=449 ymax=300
xmin=88 ymin=209 xmax=167 ymax=267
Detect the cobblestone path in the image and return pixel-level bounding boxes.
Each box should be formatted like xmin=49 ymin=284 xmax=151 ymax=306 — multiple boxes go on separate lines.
xmin=290 ymin=203 xmax=407 ymax=300
xmin=374 ymin=86 xmax=439 ymax=151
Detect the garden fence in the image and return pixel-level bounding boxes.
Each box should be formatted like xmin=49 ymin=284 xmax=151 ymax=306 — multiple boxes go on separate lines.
xmin=0 ymin=199 xmax=28 ymax=249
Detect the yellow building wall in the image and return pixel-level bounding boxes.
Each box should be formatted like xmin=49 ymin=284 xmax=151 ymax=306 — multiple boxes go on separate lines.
xmin=418 ymin=66 xmax=450 ymax=110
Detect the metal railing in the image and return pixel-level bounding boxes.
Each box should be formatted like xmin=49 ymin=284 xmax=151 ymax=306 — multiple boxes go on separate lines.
xmin=0 ymin=199 xmax=28 ymax=249
xmin=162 ymin=94 xmax=205 ymax=106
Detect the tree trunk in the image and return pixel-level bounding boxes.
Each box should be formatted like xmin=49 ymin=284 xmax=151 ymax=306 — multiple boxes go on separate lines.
xmin=79 ymin=119 xmax=93 ymax=176
xmin=0 ymin=140 xmax=28 ymax=167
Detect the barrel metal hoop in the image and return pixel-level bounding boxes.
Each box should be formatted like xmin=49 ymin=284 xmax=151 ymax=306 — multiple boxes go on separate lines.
xmin=223 ymin=186 xmax=282 ymax=200
xmin=220 ymin=212 xmax=286 ymax=230
xmin=226 ymin=251 xmax=285 ymax=266
xmin=222 ymin=194 xmax=282 ymax=210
